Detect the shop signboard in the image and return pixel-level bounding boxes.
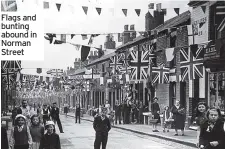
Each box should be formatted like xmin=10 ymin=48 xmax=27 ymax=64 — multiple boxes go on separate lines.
xmin=204 ymin=44 xmax=220 ymax=60
xmin=191 ymin=4 xmax=209 ymax=44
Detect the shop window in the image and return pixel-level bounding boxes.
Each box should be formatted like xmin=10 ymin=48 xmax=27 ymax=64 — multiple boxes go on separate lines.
xmin=209 ymin=72 xmax=225 ymax=114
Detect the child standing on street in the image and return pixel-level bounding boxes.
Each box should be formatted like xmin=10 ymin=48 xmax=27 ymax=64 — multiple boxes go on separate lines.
xmin=162 ymin=106 xmax=170 ymax=132
xmin=29 ymin=115 xmax=44 ymax=149
xmin=39 ymin=121 xmax=61 ymax=149
xmin=9 ymin=114 xmax=33 ymax=149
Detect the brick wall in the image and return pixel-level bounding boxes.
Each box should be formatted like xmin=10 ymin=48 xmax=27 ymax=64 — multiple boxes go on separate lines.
xmin=156 ymin=84 xmax=170 ymax=112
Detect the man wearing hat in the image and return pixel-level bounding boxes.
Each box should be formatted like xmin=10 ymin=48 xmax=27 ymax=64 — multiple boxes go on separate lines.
xmin=50 ymin=102 xmax=64 ymax=133
xmin=93 ymin=106 xmax=111 ymax=149
xmin=41 ymin=104 xmax=50 ymax=126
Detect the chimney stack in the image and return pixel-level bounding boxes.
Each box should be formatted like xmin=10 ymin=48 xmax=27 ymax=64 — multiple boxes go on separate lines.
xmin=130 ymin=24 xmax=135 ymax=31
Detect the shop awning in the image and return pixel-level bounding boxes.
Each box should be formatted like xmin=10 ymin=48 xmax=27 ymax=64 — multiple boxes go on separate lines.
xmin=204 ymin=58 xmax=225 ymax=72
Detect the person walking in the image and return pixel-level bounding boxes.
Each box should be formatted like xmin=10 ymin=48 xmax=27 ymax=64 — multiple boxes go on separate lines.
xmin=199 ymin=108 xmax=225 ymax=149
xmin=93 ymin=107 xmax=111 ymax=149
xmin=50 ymin=102 xmax=64 ymax=133
xmin=75 ymin=104 xmax=81 ymax=124
xmin=29 ymin=115 xmax=44 ymax=149
xmin=17 ymin=100 xmax=31 ymax=125
xmin=138 ymin=102 xmax=144 ymax=124
xmin=115 ymin=100 xmax=121 ymax=125
xmin=39 ymin=121 xmax=61 ymax=149
xmin=170 ymin=100 xmax=186 ymax=136
xmin=9 ymin=114 xmax=33 ymax=149
xmin=41 ymin=104 xmax=50 ymax=126
xmin=195 ymin=102 xmax=208 ymax=147
xmin=162 ymin=106 xmax=170 ymax=133
xmin=151 ymin=97 xmax=160 ymax=132
xmin=64 ymin=103 xmax=69 ymax=117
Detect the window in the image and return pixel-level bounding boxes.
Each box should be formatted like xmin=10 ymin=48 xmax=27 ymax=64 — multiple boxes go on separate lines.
xmin=209 ymin=72 xmax=225 ymax=114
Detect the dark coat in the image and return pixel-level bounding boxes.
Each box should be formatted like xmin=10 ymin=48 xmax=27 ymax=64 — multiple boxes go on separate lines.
xmin=115 ymin=105 xmax=121 ymax=116
xmin=93 ymin=115 xmax=111 ymax=134
xmin=151 ymin=102 xmax=160 ymax=123
xmin=76 ymin=106 xmax=80 ymax=116
xmin=50 ymin=107 xmax=60 ymax=119
xmin=39 ymin=133 xmax=61 ymax=149
xmin=1 ymin=127 xmax=8 ymax=149
xmin=199 ymin=119 xmax=225 ymax=149
xmin=171 ymin=105 xmax=185 ymax=129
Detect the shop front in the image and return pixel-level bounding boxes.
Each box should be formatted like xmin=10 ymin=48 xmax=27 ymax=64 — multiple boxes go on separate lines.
xmin=204 ymin=37 xmax=225 ymax=114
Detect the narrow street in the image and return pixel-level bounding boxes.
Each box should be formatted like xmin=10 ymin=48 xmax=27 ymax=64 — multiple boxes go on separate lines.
xmin=58 ymin=116 xmax=196 ymax=149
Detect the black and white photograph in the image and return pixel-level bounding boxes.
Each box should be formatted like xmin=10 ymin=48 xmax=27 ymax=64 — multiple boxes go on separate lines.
xmin=1 ymin=0 xmax=225 ymax=149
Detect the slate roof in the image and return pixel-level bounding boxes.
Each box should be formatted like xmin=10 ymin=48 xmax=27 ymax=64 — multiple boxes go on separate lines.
xmin=153 ymin=10 xmax=191 ymax=33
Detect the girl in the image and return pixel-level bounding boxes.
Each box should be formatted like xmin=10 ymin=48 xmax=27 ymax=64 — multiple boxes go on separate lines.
xmin=29 ymin=115 xmax=44 ymax=149
xmin=162 ymin=106 xmax=170 ymax=133
xmin=9 ymin=114 xmax=33 ymax=149
xmin=199 ymin=108 xmax=225 ymax=149
xmin=195 ymin=102 xmax=207 ymax=147
xmin=39 ymin=121 xmax=61 ymax=149
xmin=151 ymin=97 xmax=160 ymax=132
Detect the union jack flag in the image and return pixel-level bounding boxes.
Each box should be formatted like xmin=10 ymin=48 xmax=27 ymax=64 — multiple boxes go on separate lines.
xmin=1 ymin=68 xmax=16 ymax=90
xmin=151 ymin=66 xmax=170 ymax=84
xmin=22 ymin=74 xmax=39 ymax=89
xmin=109 ymin=54 xmax=124 ymax=74
xmin=180 ymin=46 xmax=204 ymax=81
xmin=129 ymin=44 xmax=149 ymax=81
xmin=47 ymin=69 xmax=63 ymax=77
xmin=1 ymin=61 xmax=21 ymax=70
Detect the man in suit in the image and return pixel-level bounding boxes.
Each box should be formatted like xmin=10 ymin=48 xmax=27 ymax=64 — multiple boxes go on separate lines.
xmin=75 ymin=104 xmax=81 ymax=124
xmin=115 ymin=100 xmax=121 ymax=124
xmin=93 ymin=107 xmax=111 ymax=149
xmin=50 ymin=102 xmax=64 ymax=133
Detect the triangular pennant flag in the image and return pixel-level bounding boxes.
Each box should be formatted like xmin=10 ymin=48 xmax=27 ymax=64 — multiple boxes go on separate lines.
xmin=37 ymin=68 xmax=42 ymax=74
xmin=135 ymin=9 xmax=141 ymax=16
xmin=71 ymin=34 xmax=75 ymax=39
xmin=174 ymin=8 xmax=180 ymax=15
xmin=81 ymin=34 xmax=88 ymax=40
xmin=56 ymin=3 xmax=61 ymax=12
xmin=96 ymin=7 xmax=102 ymax=15
xmin=162 ymin=9 xmax=167 ymax=16
xmin=82 ymin=6 xmax=88 ymax=15
xmin=43 ymin=1 xmax=49 ymax=9
xmin=81 ymin=46 xmax=91 ymax=62
xmin=122 ymin=9 xmax=127 ymax=17
xmin=199 ymin=22 xmax=205 ymax=28
xmin=201 ymin=6 xmax=206 ymax=14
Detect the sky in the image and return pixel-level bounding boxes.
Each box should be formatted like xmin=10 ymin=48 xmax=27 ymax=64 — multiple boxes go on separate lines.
xmin=20 ymin=0 xmax=191 ymax=75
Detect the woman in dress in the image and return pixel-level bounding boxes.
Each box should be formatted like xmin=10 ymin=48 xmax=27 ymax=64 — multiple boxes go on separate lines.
xmin=29 ymin=115 xmax=44 ymax=149
xmin=199 ymin=108 xmax=225 ymax=149
xmin=195 ymin=102 xmax=208 ymax=147
xmin=151 ymin=97 xmax=160 ymax=132
xmin=170 ymin=100 xmax=186 ymax=136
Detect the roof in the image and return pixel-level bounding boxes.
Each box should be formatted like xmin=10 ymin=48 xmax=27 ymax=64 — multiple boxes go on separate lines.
xmin=116 ymin=35 xmax=146 ymax=52
xmin=153 ymin=10 xmax=191 ymax=33
xmin=86 ymin=51 xmax=116 ymax=67
xmin=69 ymin=68 xmax=85 ymax=76
xmin=188 ymin=0 xmax=208 ymax=7
xmin=115 ymin=11 xmax=190 ymax=53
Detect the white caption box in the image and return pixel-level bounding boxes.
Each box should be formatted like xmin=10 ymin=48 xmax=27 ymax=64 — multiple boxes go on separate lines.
xmin=0 ymin=10 xmax=44 ymax=60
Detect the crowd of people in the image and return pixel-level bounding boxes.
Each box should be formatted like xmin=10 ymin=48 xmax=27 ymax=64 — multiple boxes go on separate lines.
xmin=2 ymin=97 xmax=225 ymax=149
xmin=2 ymin=99 xmax=64 ymax=149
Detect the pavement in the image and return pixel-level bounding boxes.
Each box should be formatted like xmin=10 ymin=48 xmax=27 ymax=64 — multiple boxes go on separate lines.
xmin=66 ymin=112 xmax=197 ymax=148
